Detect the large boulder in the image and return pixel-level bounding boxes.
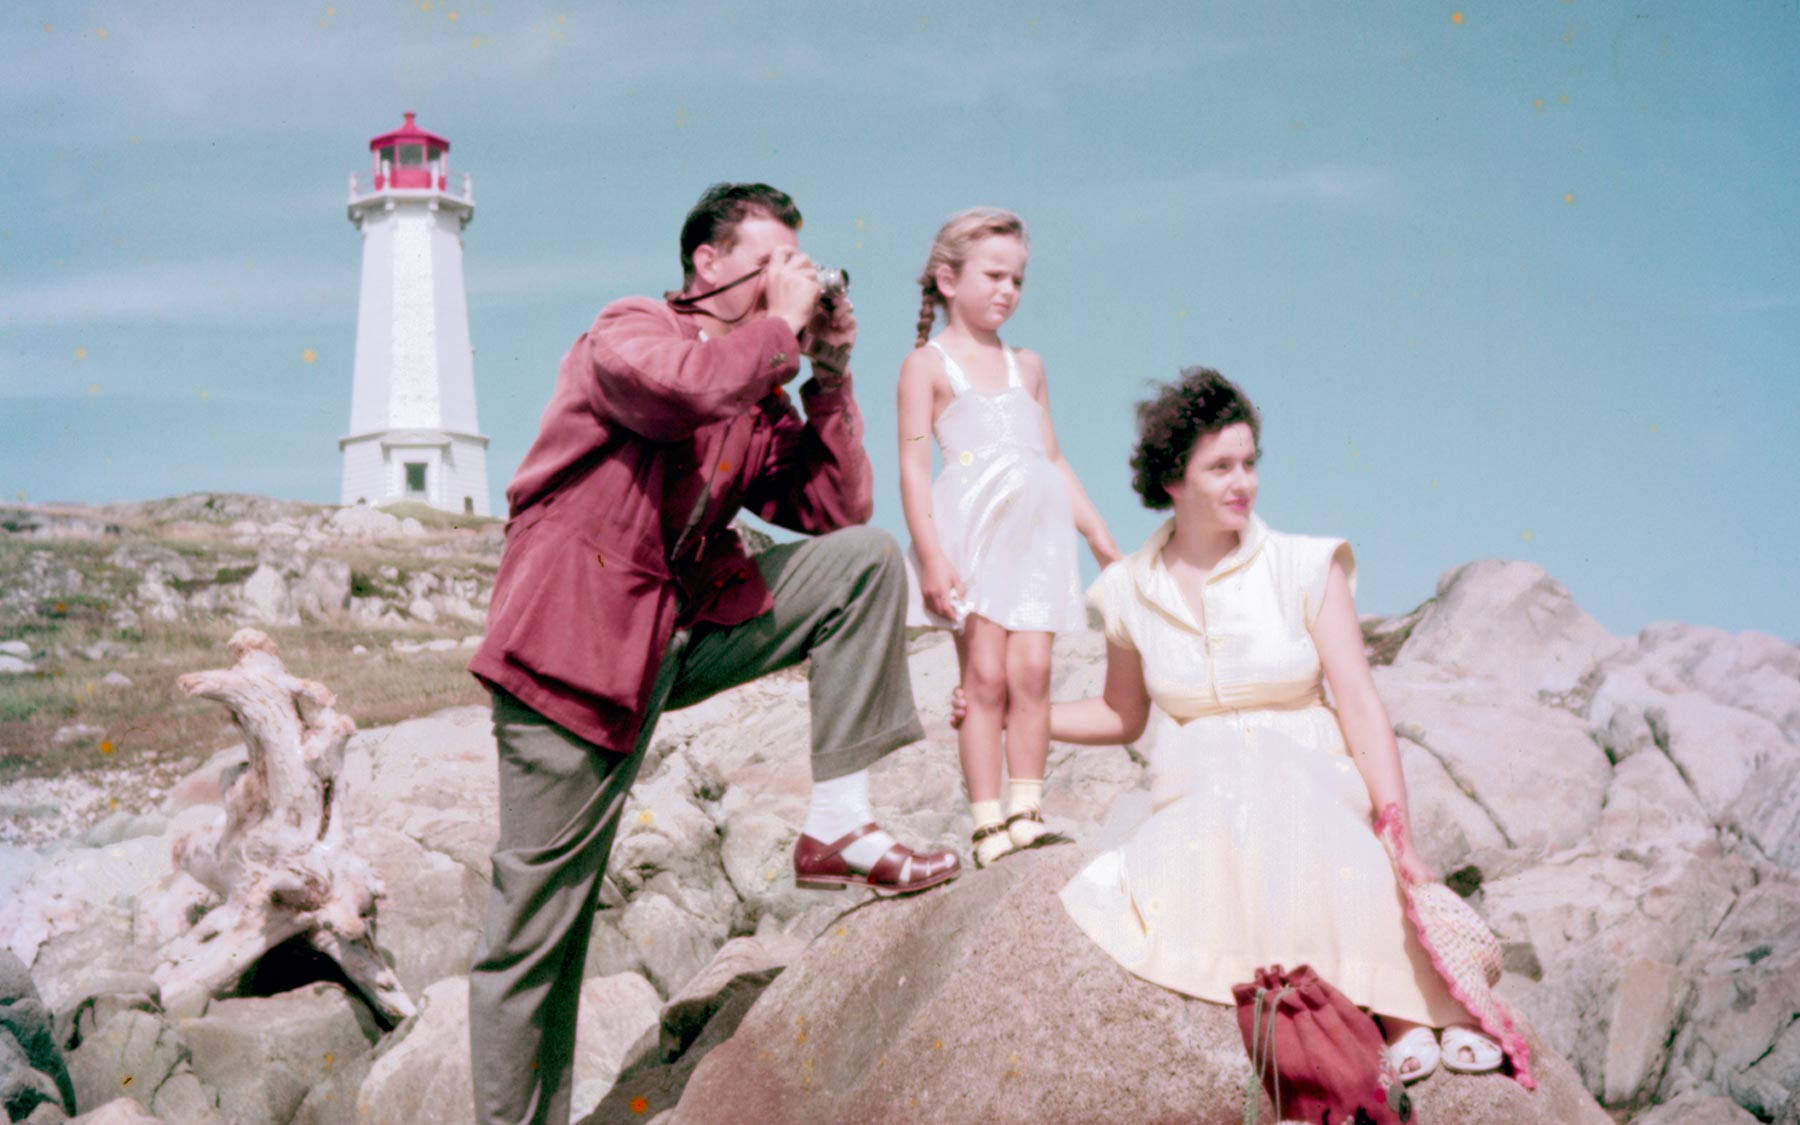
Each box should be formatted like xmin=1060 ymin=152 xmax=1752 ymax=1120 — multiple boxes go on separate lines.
xmin=1391 ymin=560 xmax=1619 ymax=695
xmin=673 ymin=848 xmax=1607 ymax=1123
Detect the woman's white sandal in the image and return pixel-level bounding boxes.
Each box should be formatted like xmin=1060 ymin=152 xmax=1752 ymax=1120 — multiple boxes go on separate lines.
xmin=1440 ymin=1024 xmax=1504 ymax=1074
xmin=1386 ymin=1026 xmax=1441 ymax=1084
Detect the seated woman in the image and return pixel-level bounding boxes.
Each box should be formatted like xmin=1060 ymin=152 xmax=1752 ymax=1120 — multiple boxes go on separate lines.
xmin=1053 ymin=367 xmax=1502 ymax=1080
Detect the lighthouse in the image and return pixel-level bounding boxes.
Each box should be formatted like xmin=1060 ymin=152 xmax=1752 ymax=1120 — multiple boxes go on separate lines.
xmin=338 ymin=112 xmax=490 ymax=516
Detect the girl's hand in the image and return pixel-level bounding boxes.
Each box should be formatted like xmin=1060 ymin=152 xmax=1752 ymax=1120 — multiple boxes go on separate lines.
xmin=1087 ymin=530 xmax=1124 ymax=569
xmin=918 ymin=554 xmax=965 ymax=623
xmin=948 ymin=685 xmax=968 ymax=729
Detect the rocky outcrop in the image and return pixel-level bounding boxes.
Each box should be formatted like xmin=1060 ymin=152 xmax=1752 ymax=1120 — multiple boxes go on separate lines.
xmin=0 ymin=495 xmax=501 ymax=641
xmin=1 ymin=548 xmax=1795 ymax=1121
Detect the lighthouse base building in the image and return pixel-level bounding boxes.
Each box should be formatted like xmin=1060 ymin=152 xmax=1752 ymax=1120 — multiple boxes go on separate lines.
xmin=339 ymin=112 xmax=491 ymax=517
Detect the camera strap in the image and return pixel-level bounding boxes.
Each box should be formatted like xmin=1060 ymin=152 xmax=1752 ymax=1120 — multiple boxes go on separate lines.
xmin=666 ymin=266 xmax=764 ymax=323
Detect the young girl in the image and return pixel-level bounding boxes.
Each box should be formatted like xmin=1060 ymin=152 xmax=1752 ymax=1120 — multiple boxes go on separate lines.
xmin=897 ymin=208 xmax=1121 ymax=868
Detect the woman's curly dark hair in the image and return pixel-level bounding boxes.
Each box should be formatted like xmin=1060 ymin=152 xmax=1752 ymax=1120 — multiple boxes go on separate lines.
xmin=1129 ymin=367 xmax=1262 ymax=510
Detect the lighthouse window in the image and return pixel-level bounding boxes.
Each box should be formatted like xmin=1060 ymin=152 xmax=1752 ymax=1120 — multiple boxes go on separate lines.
xmin=405 ymin=462 xmax=428 ymax=494
xmin=398 ymin=144 xmax=425 ymax=167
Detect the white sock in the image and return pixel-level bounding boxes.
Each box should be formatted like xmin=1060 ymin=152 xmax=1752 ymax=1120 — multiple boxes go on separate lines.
xmin=805 ymin=770 xmax=895 ymax=869
xmin=1007 ymin=778 xmax=1044 ymax=816
xmin=1007 ymin=778 xmax=1048 ymax=845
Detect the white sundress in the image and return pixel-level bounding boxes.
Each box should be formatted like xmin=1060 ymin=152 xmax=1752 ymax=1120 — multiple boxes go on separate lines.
xmin=906 ymin=341 xmax=1085 ymax=633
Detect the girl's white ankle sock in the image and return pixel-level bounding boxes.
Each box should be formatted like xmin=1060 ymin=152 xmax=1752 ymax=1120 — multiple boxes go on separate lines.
xmin=1007 ymin=777 xmax=1049 ymax=845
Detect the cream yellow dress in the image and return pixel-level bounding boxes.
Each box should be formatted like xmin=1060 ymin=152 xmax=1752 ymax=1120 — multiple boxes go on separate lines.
xmin=1059 ymin=515 xmax=1468 ymax=1027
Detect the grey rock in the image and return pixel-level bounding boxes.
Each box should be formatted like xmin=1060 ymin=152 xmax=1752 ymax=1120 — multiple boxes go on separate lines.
xmin=61 ymin=1098 xmax=162 ymax=1124
xmin=657 ymin=933 xmax=808 ymax=1064
xmin=617 ymin=890 xmax=726 ymax=999
xmin=288 ymin=1048 xmax=372 ymax=1125
xmin=0 ymin=950 xmax=75 ymax=1116
xmin=64 ymin=1010 xmax=185 ymax=1120
xmin=355 ymin=974 xmax=659 ymax=1125
xmin=1378 ymin=669 xmax=1613 ymax=858
xmin=359 ymin=826 xmax=487 ymax=997
xmin=1602 ymin=958 xmax=1687 ymax=1108
xmin=325 ymin=507 xmax=403 ymax=539
xmin=1632 ymin=1094 xmax=1761 ymax=1124
xmin=236 ymin=563 xmax=296 ymax=626
xmin=178 ymin=983 xmax=380 ymax=1125
xmin=291 ymin=558 xmax=351 ymax=622
xmin=57 ymin=974 xmax=160 ymax=1067
xmin=1393 ymin=559 xmax=1619 ymax=695
xmin=1 ymin=1027 xmax=68 ymax=1122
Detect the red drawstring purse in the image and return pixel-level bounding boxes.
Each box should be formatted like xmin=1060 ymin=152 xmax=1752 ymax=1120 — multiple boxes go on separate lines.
xmin=1233 ymin=964 xmax=1409 ymax=1124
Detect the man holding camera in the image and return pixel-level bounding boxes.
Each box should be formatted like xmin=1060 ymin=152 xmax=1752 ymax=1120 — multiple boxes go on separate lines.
xmin=466 ymin=183 xmax=959 ymax=1125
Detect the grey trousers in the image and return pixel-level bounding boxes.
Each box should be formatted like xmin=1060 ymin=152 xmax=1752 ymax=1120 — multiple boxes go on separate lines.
xmin=469 ymin=525 xmax=924 ymax=1125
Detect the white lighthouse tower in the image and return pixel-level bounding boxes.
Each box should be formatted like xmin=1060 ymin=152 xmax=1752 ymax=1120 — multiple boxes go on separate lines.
xmin=338 ymin=112 xmax=490 ymax=516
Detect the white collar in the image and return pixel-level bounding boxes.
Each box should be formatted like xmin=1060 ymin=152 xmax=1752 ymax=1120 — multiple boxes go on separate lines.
xmin=1128 ymin=514 xmax=1270 ymax=625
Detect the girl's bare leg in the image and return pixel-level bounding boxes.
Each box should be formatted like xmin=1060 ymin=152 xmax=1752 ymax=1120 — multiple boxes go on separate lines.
xmin=958 ymin=615 xmax=1012 ymax=865
xmin=1003 ymin=631 xmax=1063 ymax=847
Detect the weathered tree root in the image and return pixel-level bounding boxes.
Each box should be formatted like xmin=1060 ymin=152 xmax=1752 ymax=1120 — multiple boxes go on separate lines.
xmin=151 ymin=628 xmax=415 ymax=1023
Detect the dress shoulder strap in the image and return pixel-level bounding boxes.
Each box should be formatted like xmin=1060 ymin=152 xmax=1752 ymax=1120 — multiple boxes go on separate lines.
xmin=926 ymin=340 xmax=971 ymax=396
xmin=1002 ymin=345 xmax=1024 ymax=391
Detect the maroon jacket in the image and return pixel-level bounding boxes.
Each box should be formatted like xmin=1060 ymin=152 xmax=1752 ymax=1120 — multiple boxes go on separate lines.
xmin=468 ymin=296 xmax=873 ymax=753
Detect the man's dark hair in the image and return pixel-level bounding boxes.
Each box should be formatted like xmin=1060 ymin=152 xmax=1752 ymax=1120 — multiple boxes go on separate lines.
xmin=679 ymin=183 xmax=803 ymax=286
xmin=1129 ymin=367 xmax=1262 ymax=510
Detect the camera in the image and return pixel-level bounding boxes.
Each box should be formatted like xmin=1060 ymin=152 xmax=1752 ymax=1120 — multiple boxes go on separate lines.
xmin=815 ymin=266 xmax=850 ymax=304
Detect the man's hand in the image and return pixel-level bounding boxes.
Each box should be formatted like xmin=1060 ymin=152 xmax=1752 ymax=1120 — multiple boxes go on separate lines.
xmin=764 ymin=247 xmax=822 ymax=337
xmin=803 ymin=296 xmax=857 ymax=386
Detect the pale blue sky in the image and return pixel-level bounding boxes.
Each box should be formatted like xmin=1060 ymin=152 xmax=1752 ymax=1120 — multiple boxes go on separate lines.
xmin=3 ymin=2 xmax=1796 ymax=639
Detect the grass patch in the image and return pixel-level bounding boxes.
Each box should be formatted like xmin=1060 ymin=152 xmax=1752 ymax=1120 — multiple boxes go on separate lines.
xmin=0 ymin=619 xmax=487 ymax=784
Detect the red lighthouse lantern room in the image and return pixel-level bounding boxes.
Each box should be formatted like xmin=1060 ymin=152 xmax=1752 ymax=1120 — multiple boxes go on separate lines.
xmin=369 ymin=111 xmax=450 ymax=191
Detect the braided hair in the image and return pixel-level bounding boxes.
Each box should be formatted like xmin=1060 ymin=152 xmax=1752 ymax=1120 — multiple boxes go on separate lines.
xmin=913 ymin=207 xmax=1030 ymax=347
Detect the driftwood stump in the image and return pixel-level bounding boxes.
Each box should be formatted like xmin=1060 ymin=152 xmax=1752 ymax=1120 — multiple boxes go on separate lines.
xmin=152 ymin=628 xmax=415 ymax=1023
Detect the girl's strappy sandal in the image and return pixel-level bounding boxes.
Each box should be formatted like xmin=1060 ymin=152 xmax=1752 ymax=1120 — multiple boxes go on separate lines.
xmin=971 ymin=821 xmax=1015 ymax=869
xmin=1003 ymin=808 xmax=1074 ymax=851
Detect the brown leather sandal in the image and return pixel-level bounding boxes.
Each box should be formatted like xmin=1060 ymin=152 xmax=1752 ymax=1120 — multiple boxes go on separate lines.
xmin=793 ymin=823 xmax=962 ymax=896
